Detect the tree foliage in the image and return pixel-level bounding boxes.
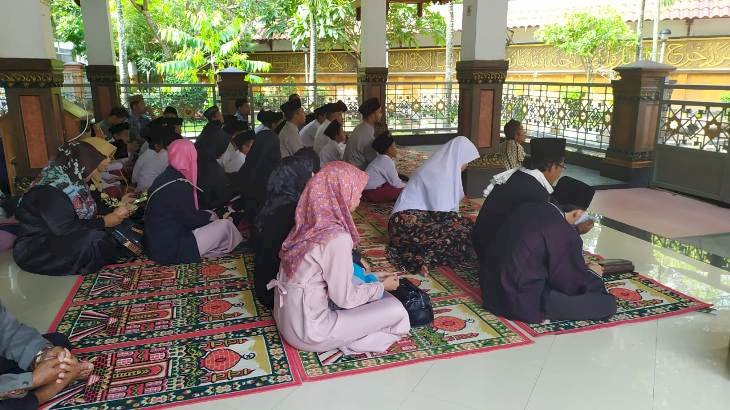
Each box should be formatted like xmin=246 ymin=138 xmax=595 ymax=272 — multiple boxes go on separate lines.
xmin=387 ymin=3 xmax=447 ymax=48
xmin=158 ymin=8 xmax=270 ymax=82
xmin=287 ymin=0 xmax=359 ymax=58
xmin=50 ymin=0 xmax=85 ymax=57
xmin=536 ymin=10 xmax=636 ymax=81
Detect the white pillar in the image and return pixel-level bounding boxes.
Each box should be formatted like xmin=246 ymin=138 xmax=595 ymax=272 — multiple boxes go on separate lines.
xmin=80 ymin=0 xmax=116 ymax=65
xmin=359 ymin=0 xmax=387 ymax=68
xmin=0 ymin=0 xmax=56 ymax=59
xmin=460 ymin=0 xmax=508 ymax=61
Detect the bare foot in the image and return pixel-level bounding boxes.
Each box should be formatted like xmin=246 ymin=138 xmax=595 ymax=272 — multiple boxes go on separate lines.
xmin=419 ymin=265 xmax=429 ymax=277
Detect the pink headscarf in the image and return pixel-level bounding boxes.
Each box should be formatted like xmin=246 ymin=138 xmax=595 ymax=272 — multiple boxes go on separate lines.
xmin=279 ymin=161 xmax=368 ymax=278
xmin=167 ymin=139 xmax=199 ymax=209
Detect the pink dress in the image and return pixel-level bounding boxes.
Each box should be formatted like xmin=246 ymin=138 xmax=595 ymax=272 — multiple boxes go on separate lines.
xmin=271 ymin=233 xmax=410 ymax=354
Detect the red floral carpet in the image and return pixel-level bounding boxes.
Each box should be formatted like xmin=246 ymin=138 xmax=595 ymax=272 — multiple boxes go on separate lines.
xmin=359 ymin=201 xmax=711 ymax=337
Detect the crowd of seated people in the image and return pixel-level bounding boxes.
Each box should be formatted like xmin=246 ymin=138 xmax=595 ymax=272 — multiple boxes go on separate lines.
xmin=3 ymin=92 xmax=619 ymax=408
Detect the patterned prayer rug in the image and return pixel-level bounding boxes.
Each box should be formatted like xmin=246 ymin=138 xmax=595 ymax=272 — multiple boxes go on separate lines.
xmin=290 ymin=297 xmax=531 ymax=381
xmin=515 ymin=271 xmax=713 ymax=337
xmin=47 ymin=252 xmax=298 ymax=409
xmin=43 ymin=325 xmax=298 ymax=410
xmin=356 ymin=202 xmax=713 ymax=338
xmin=394 ymin=148 xmax=429 ymax=178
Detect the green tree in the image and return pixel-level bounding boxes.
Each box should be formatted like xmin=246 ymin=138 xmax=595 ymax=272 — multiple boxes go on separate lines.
xmin=537 ymin=10 xmax=636 ymax=81
xmin=386 ymin=3 xmax=447 ymax=48
xmin=158 ymin=8 xmax=270 ymax=82
xmin=50 ymin=0 xmax=85 ymax=57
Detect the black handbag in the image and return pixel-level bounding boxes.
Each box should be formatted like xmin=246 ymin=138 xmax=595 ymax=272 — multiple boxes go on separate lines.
xmin=390 ymin=278 xmax=434 ymax=327
xmin=110 ymin=219 xmax=144 ymax=257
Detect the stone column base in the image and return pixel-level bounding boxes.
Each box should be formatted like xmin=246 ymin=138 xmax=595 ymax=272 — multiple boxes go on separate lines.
xmin=456 ymin=60 xmax=509 ymax=153
xmin=0 ymin=58 xmax=66 ymax=192
xmin=217 ymin=68 xmax=249 ymax=116
xmin=357 ymin=67 xmax=388 ymax=129
xmin=86 ymin=64 xmax=120 ymax=122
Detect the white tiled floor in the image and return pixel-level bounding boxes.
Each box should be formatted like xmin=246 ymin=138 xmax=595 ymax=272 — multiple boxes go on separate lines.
xmin=1 ymin=222 xmax=729 ymax=410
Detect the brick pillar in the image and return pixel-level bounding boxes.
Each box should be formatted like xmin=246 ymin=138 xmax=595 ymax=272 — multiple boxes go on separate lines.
xmin=86 ymin=64 xmax=120 ymax=122
xmin=216 ymin=67 xmax=248 ymax=116
xmin=357 ymin=67 xmax=388 ymax=128
xmin=456 ymin=60 xmax=509 ymax=153
xmin=0 ymin=58 xmax=66 ymax=193
xmin=601 ymin=61 xmax=676 ymax=183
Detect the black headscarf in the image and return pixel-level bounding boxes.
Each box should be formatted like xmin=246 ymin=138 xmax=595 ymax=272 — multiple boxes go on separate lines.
xmin=235 ymin=128 xmax=282 ymax=204
xmin=254 ymin=155 xmax=315 ymax=232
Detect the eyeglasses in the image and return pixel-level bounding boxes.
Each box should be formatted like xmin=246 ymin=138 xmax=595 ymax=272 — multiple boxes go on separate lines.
xmin=558 ymin=163 xmax=567 ymax=170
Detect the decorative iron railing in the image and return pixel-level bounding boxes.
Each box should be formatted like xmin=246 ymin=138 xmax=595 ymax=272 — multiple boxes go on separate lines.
xmin=501 ymin=81 xmax=613 ymax=151
xmin=119 ymin=83 xmax=218 ymax=139
xmin=249 ymin=82 xmax=360 ymax=131
xmin=0 ymin=88 xmax=7 ymax=117
xmin=656 ymin=84 xmax=730 ymax=153
xmin=385 ymin=82 xmax=459 ymax=135
xmin=60 ymin=83 xmax=94 ymax=114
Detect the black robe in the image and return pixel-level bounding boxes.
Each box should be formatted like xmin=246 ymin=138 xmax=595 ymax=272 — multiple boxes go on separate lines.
xmin=145 ymin=166 xmax=212 ymax=265
xmin=472 ymin=170 xmax=549 ymax=261
xmin=12 ymin=186 xmax=122 ymax=276
xmin=480 ymin=202 xmax=612 ymax=323
xmin=234 ymin=129 xmax=281 ymax=223
xmin=196 ymin=125 xmax=235 ymax=211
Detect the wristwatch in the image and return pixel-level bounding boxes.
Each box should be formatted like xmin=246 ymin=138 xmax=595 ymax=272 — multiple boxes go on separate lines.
xmin=30 ymin=345 xmax=53 ymax=370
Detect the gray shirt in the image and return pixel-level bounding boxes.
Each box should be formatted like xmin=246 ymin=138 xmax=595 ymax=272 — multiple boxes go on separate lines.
xmin=0 ymin=303 xmax=50 ymax=396
xmin=344 ymin=121 xmax=377 ymax=170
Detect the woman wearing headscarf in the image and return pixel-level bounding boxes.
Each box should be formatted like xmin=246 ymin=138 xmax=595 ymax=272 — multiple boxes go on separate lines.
xmin=13 ymin=140 xmax=131 ymax=276
xmin=387 ymin=136 xmax=480 ymax=275
xmin=145 ymin=139 xmax=242 ymax=265
xmin=253 ymin=150 xmax=319 ymax=308
xmin=196 ymin=126 xmax=235 ymax=211
xmin=270 ymin=162 xmax=408 ymax=354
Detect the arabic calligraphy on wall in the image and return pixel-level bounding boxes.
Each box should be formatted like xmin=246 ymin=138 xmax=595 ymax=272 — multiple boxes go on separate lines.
xmin=249 ymin=37 xmax=730 ymax=74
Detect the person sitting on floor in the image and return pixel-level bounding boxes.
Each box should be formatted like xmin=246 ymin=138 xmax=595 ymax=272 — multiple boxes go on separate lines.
xmin=0 ymin=302 xmax=94 ymax=410
xmin=500 ymin=119 xmax=527 ymax=170
xmin=299 ymin=106 xmax=325 ymax=148
xmin=279 ymin=99 xmax=306 ymax=158
xmin=313 ymin=101 xmax=347 ymax=154
xmin=234 ymin=98 xmax=251 ymax=127
xmin=222 ymin=128 xmax=255 ymax=175
xmin=13 ymin=140 xmax=132 ymax=276
xmin=197 ymin=123 xmax=235 ymax=212
xmin=107 ymin=122 xmax=131 ymax=161
xmin=254 ymin=109 xmax=283 ymax=135
xmin=319 ymin=120 xmax=347 ymax=166
xmin=344 ymin=97 xmax=382 ymax=170
xmin=472 ymin=138 xmax=566 ymax=262
xmin=362 ymin=131 xmax=406 ymax=203
xmin=253 ymin=150 xmax=320 ymax=308
xmin=387 ymin=136 xmax=480 ymax=275
xmin=219 ymin=120 xmax=249 ymax=173
xmin=132 ymin=126 xmax=174 ymax=193
xmin=162 ymin=106 xmax=178 ymax=118
xmin=270 ymin=161 xmax=409 ymax=354
xmin=479 ymin=201 xmax=617 ymax=323
xmin=96 ymin=106 xmax=129 ymax=139
xmin=145 ymin=139 xmax=242 ymax=265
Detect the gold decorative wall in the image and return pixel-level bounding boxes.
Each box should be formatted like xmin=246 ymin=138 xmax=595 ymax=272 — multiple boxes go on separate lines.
xmin=249 ymin=37 xmax=730 ymax=75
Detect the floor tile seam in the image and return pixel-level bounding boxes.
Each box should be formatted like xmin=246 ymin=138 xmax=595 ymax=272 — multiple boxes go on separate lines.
xmin=522 ymin=335 xmax=557 ymax=410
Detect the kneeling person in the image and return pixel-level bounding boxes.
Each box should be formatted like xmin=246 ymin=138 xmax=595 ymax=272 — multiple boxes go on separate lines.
xmin=362 ymin=131 xmax=405 ymax=203
xmin=480 ymin=202 xmax=617 ymax=324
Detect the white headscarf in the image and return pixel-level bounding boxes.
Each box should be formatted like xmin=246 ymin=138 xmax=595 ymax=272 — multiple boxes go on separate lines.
xmin=482 ymin=167 xmax=554 ymax=198
xmin=392 ymin=136 xmax=479 ymax=214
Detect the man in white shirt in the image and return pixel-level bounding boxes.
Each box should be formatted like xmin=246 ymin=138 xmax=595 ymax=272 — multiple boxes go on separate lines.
xmin=313 ymin=101 xmax=348 ymax=154
xmin=219 ymin=120 xmax=249 ymax=172
xmin=133 ymin=129 xmax=171 ymax=193
xmin=279 ymin=99 xmax=306 ymax=158
xmin=344 ymin=97 xmax=382 ymax=170
xmin=299 ymin=106 xmax=325 ymax=148
xmin=254 ymin=110 xmax=283 ymax=134
xmin=319 ymin=120 xmax=347 ymax=167
xmin=363 ymin=131 xmax=406 ymax=202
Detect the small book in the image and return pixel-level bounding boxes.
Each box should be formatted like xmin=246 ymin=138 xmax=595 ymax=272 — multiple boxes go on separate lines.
xmin=597 ymin=259 xmax=635 ymax=274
